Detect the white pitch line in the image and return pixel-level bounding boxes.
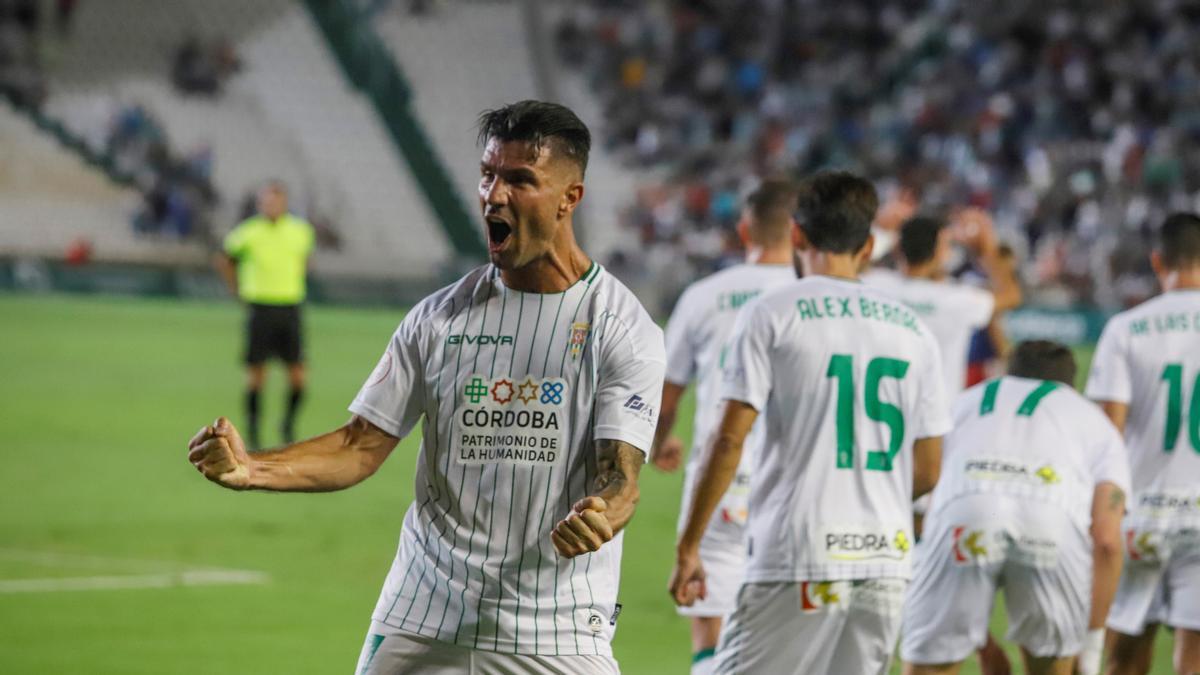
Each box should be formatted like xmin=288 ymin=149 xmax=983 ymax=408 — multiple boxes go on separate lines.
xmin=0 ymin=570 xmax=270 ymax=593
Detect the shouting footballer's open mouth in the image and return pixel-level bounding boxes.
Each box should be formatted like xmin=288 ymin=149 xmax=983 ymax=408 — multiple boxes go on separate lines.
xmin=486 ymin=217 xmax=513 ymax=251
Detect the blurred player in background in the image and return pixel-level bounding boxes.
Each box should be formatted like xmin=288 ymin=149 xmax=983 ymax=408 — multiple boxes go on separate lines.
xmin=189 ymin=101 xmax=666 ymax=674
xmin=866 ymin=208 xmax=1022 ymax=398
xmin=650 ymin=178 xmax=798 ymax=674
xmin=214 ymin=180 xmax=315 ymax=449
xmin=1086 ymin=213 xmax=1200 ymax=675
xmin=902 ymin=341 xmax=1129 ymax=675
xmin=670 ymin=171 xmax=950 ymax=674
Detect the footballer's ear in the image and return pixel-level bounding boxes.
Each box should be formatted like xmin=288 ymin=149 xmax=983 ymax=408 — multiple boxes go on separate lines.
xmin=792 ymin=222 xmax=809 ymax=251
xmin=1150 ymin=249 xmax=1167 ymax=282
xmin=856 ymin=233 xmax=876 ymax=268
xmin=559 ymin=181 xmax=585 ymax=218
xmin=736 ymin=218 xmax=751 ymax=247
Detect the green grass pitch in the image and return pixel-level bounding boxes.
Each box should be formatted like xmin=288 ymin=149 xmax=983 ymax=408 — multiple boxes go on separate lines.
xmin=0 ymin=294 xmax=1172 ymax=673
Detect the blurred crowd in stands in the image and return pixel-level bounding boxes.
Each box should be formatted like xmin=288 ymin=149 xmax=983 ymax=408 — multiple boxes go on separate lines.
xmin=558 ymin=0 xmax=1200 ymax=309
xmin=172 ymin=35 xmax=242 ymax=96
xmin=103 ymin=103 xmax=218 ymax=239
xmin=0 ymin=0 xmax=75 ymax=108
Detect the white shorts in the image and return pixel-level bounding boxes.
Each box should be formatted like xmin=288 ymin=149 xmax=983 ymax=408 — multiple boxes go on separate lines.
xmin=902 ymin=493 xmax=1091 ymax=664
xmin=676 ymin=464 xmax=750 ymax=618
xmin=1107 ymin=524 xmax=1200 ymax=634
xmin=354 ymin=622 xmax=620 ymax=675
xmin=714 ymin=578 xmax=906 ymax=675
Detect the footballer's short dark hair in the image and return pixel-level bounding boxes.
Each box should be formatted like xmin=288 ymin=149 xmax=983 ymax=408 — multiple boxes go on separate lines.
xmin=746 ymin=178 xmax=797 ymax=244
xmin=1159 ymin=212 xmax=1200 ymax=268
xmin=794 ymin=171 xmax=878 ymax=254
xmin=1008 ymin=340 xmax=1077 ymax=388
xmin=477 ymin=100 xmax=591 ymax=176
xmin=898 ymin=216 xmax=945 ymax=266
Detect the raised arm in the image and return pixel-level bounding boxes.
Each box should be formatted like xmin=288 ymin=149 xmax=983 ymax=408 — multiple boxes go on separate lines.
xmin=649 ymin=381 xmax=687 ymax=471
xmin=550 ymin=438 xmax=644 ymax=558
xmin=188 ymin=415 xmax=399 ymax=492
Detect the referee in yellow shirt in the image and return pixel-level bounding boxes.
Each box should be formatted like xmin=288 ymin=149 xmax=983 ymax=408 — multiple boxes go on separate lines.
xmin=214 ymin=181 xmax=315 ymax=450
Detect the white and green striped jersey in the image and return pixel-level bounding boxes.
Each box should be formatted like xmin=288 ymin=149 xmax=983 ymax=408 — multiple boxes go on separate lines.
xmin=348 ymin=263 xmax=665 ymax=657
xmin=1086 ymin=289 xmax=1200 ymax=528
xmin=722 ymin=275 xmax=952 ymax=583
xmin=931 ymin=376 xmax=1130 ymax=528
xmin=664 ymin=263 xmax=795 ymax=533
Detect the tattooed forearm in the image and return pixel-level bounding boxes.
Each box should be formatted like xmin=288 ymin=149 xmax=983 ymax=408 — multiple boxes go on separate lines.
xmin=590 ymin=439 xmax=643 ymax=532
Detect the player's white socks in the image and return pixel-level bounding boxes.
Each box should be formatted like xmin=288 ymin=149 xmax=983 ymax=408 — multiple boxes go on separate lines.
xmin=691 ymin=648 xmax=717 ymax=675
xmin=1078 ymin=628 xmax=1104 ymax=675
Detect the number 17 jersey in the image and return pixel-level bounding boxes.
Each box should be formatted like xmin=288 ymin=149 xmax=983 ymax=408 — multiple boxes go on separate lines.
xmin=722 ymin=275 xmax=952 ymax=583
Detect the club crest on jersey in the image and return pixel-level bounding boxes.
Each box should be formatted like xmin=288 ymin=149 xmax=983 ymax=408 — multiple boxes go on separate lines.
xmin=454 ymin=374 xmax=568 ymax=467
xmin=821 ymin=527 xmax=911 ymax=562
xmin=568 ymin=322 xmax=590 ymax=360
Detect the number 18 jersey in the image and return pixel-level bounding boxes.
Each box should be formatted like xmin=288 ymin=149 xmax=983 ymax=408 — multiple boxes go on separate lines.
xmin=722 ymin=275 xmax=952 ymax=583
xmin=1086 ymin=289 xmax=1200 ymax=528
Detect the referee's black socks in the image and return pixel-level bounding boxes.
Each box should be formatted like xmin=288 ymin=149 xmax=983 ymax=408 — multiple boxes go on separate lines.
xmin=282 ymin=387 xmax=304 ymax=444
xmin=245 ymin=389 xmax=261 ymax=450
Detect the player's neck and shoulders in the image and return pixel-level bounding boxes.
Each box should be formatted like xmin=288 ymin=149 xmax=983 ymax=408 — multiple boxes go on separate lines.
xmin=677 ymin=261 xmax=795 ymax=308
xmin=1111 ymin=286 xmax=1200 ymax=323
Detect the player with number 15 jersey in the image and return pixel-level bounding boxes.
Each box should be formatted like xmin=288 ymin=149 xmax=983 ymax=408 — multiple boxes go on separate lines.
xmin=671 ymin=172 xmax=950 ymax=675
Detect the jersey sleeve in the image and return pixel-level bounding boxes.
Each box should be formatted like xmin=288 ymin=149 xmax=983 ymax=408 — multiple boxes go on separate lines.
xmin=348 ymin=307 xmax=429 ymax=438
xmin=962 ymin=285 xmax=996 ymax=329
xmin=913 ymin=333 xmax=953 ymax=438
xmin=721 ymin=300 xmax=773 ymax=412
xmin=1085 ymin=317 xmax=1132 ymax=404
xmin=1089 ymin=412 xmax=1132 ymax=495
xmin=662 ymin=287 xmax=700 ymax=386
xmin=592 ymin=314 xmax=667 ymax=456
xmin=223 ymin=223 xmax=250 ymax=259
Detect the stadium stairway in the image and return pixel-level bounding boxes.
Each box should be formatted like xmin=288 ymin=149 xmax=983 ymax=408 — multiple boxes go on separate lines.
xmin=374 ymin=1 xmax=642 ymax=262
xmin=39 ymin=0 xmax=452 ymax=280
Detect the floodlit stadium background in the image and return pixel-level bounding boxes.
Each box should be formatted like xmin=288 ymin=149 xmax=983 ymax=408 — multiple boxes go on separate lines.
xmin=0 ymin=1 xmax=1186 ymax=672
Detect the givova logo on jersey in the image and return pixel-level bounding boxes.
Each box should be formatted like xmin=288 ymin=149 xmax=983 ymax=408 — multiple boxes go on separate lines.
xmin=821 ymin=527 xmax=911 ymax=562
xmin=453 ymin=374 xmax=568 ymax=467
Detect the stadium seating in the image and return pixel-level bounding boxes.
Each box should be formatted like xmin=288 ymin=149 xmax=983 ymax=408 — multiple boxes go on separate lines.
xmin=36 ymin=0 xmax=451 ymax=279
xmin=0 ymin=102 xmax=202 ymax=266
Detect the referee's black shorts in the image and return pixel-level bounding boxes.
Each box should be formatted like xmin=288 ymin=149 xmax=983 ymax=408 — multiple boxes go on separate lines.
xmin=245 ymin=303 xmax=303 ymax=365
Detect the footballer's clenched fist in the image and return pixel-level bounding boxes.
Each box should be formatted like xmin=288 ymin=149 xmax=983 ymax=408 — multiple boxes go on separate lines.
xmin=188 ymin=416 xmax=253 ymax=490
xmin=550 ymin=496 xmax=615 ymax=558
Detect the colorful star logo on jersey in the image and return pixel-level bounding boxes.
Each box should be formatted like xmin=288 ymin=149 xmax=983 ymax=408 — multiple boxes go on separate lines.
xmin=490 ymin=379 xmax=514 ymax=404
xmin=1036 ymin=465 xmax=1060 ymax=485
xmin=893 ymin=530 xmax=911 ymax=554
xmin=516 ymin=378 xmax=538 ymax=405
xmin=568 ymin=322 xmax=590 ymax=360
xmin=464 ymin=377 xmax=488 ymax=403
